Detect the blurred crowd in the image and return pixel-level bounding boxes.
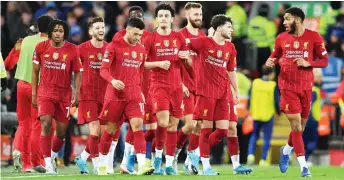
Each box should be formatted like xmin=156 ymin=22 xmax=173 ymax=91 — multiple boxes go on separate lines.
xmin=1 ymin=1 xmax=344 ymax=166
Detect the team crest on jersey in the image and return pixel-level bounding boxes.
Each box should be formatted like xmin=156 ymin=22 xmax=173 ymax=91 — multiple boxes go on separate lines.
xmin=225 ymin=52 xmax=229 ymax=59
xmin=303 ymin=42 xmax=308 ymax=49
xmin=203 ymin=109 xmax=208 ymax=116
xmin=285 ymin=104 xmax=289 ymax=111
xmin=131 ymin=51 xmax=137 ymax=59
xmin=97 ymin=53 xmax=102 ymax=61
xmin=145 ymin=113 xmax=150 ymax=120
xmin=217 ymin=50 xmax=222 ymax=58
xmin=62 ymin=54 xmax=67 ymax=62
xmin=53 ymin=52 xmax=59 ymax=60
xmin=293 ymin=41 xmax=299 ymax=49
xmin=173 ymin=39 xmax=177 ymax=47
xmin=103 ymin=110 xmax=108 ymax=116
xmin=164 ymin=40 xmax=169 ymax=47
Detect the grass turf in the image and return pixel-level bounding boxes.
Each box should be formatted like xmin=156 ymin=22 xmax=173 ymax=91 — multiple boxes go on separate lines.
xmin=1 ymin=164 xmax=343 ymax=180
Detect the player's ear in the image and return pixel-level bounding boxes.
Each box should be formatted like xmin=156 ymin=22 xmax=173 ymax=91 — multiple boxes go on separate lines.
xmin=88 ymin=29 xmax=92 ymax=36
xmin=171 ymin=17 xmax=174 ymax=23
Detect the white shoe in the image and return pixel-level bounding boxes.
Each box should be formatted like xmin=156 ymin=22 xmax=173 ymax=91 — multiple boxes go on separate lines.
xmin=45 ymin=166 xmax=57 ymax=174
xmin=172 ymin=158 xmax=178 ymax=174
xmin=13 ymin=150 xmax=22 ymax=172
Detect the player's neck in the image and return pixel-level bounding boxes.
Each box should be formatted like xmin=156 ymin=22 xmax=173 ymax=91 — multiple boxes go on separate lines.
xmin=212 ymin=33 xmax=226 ymax=45
xmin=157 ymin=27 xmax=172 ymax=36
xmin=186 ymin=24 xmax=198 ymax=36
xmin=90 ymin=38 xmax=104 ymax=48
xmin=50 ymin=40 xmax=65 ymax=48
xmin=293 ymin=26 xmax=305 ymax=37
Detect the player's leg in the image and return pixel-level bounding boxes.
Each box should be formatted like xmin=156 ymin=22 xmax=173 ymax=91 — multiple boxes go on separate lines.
xmin=106 ymin=123 xmax=121 ymax=174
xmin=30 ymin=106 xmax=46 ymax=173
xmin=151 ymin=87 xmax=170 ymax=174
xmin=226 ymin=103 xmax=252 ymax=175
xmin=144 ymin=113 xmax=157 ymax=168
xmin=247 ymin=121 xmax=263 ymax=165
xmin=260 ymin=118 xmax=274 ymax=166
xmin=185 ymin=120 xmax=201 ymax=173
xmin=126 ymin=99 xmax=154 ymax=175
xmin=165 ymin=115 xmax=179 ymax=175
xmin=97 ymin=100 xmax=123 ymax=175
xmin=120 ymin=123 xmax=136 ymax=174
xmin=13 ymin=81 xmax=32 ymax=172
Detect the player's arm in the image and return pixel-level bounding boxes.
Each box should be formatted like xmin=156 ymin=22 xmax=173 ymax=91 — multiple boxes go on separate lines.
xmin=309 ymin=34 xmax=329 ymax=68
xmin=228 ymin=45 xmax=239 ymax=104
xmin=31 ymin=46 xmax=41 ymax=108
xmin=266 ymin=35 xmax=282 ymax=67
xmin=100 ymin=43 xmax=125 ymax=90
xmin=184 ymin=37 xmax=204 ymax=65
xmin=4 ymin=48 xmax=20 ymax=71
xmin=71 ymin=48 xmax=83 ymax=107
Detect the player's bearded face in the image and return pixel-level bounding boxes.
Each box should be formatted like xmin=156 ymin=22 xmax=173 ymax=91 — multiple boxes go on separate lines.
xmin=187 ymin=8 xmax=203 ymax=29
xmin=90 ymin=22 xmax=105 ymax=41
xmin=129 ymin=11 xmax=144 ymax=21
xmin=128 ymin=27 xmax=143 ymax=44
xmin=52 ymin=25 xmax=64 ymax=43
xmin=220 ymin=22 xmax=233 ymax=39
xmin=283 ymin=13 xmax=296 ymax=34
xmin=156 ymin=10 xmax=173 ymax=29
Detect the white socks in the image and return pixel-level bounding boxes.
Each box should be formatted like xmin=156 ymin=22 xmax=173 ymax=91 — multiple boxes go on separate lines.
xmin=92 ymin=157 xmax=99 ymax=169
xmin=136 ymin=154 xmax=146 ymax=169
xmin=231 ymin=155 xmax=240 ymax=169
xmin=155 ymin=149 xmax=163 ymax=158
xmin=201 ymin=157 xmax=211 ymax=170
xmin=297 ymin=156 xmax=308 ymax=172
xmin=166 ymin=155 xmax=174 ymax=167
xmin=80 ymin=149 xmax=90 ymax=161
xmin=175 ymin=148 xmax=182 ymax=159
xmin=283 ymin=144 xmax=293 ymax=155
xmin=107 ymin=141 xmax=118 ymax=170
xmin=44 ymin=157 xmax=53 ymax=169
xmin=51 ymin=151 xmax=58 ymax=160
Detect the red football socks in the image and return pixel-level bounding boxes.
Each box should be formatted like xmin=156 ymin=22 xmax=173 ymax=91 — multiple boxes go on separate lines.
xmin=40 ymin=135 xmax=52 ymax=158
xmin=88 ymin=135 xmax=99 ymax=158
xmin=227 ymin=136 xmax=239 ymax=156
xmin=99 ymin=131 xmax=114 ymax=155
xmin=209 ymin=129 xmax=228 ymax=148
xmin=133 ymin=131 xmax=146 ymax=154
xmin=125 ymin=126 xmax=134 ymax=144
xmin=188 ymin=133 xmax=199 ymax=152
xmin=291 ymin=131 xmax=305 ymax=156
xmin=166 ymin=131 xmax=177 ymax=156
xmin=177 ymin=130 xmax=189 ymax=149
xmin=144 ymin=130 xmax=156 ymax=142
xmin=155 ymin=125 xmax=167 ymax=150
xmin=199 ymin=128 xmax=212 ymax=158
xmin=52 ymin=136 xmax=64 ymax=153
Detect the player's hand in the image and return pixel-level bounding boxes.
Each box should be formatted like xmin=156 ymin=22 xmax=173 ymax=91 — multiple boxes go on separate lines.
xmin=141 ymin=93 xmax=146 ymax=104
xmin=233 ymin=92 xmax=239 ymax=105
xmin=294 ymin=58 xmax=311 ymax=67
xmin=32 ymin=94 xmax=38 ymax=109
xmin=71 ymin=93 xmax=79 ymax=107
xmin=159 ymin=60 xmax=171 ymax=70
xmin=178 ymin=51 xmax=190 ymax=60
xmin=265 ymin=58 xmax=276 ymax=67
xmin=14 ymin=38 xmax=23 ymax=51
xmin=182 ymin=83 xmax=190 ymax=97
xmin=208 ymin=27 xmax=215 ymax=37
xmin=111 ymin=79 xmax=125 ymax=90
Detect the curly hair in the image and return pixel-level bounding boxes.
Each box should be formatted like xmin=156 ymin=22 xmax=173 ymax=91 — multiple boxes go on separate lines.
xmin=47 ymin=19 xmax=69 ymax=40
xmin=155 ymin=3 xmax=175 ymax=17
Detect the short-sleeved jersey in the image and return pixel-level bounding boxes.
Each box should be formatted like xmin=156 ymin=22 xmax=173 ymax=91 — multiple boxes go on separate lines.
xmin=78 ymin=40 xmax=108 ymax=102
xmin=270 ymin=29 xmax=328 ymax=91
xmin=33 ymin=40 xmax=83 ymax=101
xmin=144 ymin=31 xmax=187 ymax=89
xmin=189 ymin=37 xmax=237 ymax=100
xmin=100 ymin=38 xmax=147 ymax=101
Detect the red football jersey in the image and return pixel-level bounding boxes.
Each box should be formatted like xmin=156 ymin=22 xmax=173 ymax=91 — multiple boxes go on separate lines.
xmin=270 ymin=29 xmax=328 ymax=91
xmin=143 ymin=31 xmax=187 ymax=89
xmin=100 ymin=38 xmax=147 ymax=101
xmin=112 ymin=29 xmax=151 ymax=44
xmin=78 ymin=40 xmax=108 ymax=102
xmin=189 ymin=37 xmax=237 ymax=99
xmin=32 ymin=40 xmax=82 ymax=100
xmin=179 ymin=27 xmax=206 ymax=93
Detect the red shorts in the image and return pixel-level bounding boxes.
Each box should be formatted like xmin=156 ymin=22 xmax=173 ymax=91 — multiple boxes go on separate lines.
xmin=37 ymin=97 xmax=70 ymax=124
xmin=143 ymin=102 xmax=157 ymax=124
xmin=78 ymin=100 xmax=103 ymax=125
xmin=98 ymin=99 xmax=144 ymax=124
xmin=193 ymin=96 xmax=230 ymax=121
xmin=150 ymin=87 xmax=183 ymax=118
xmin=280 ymin=89 xmax=312 ymax=119
xmin=183 ymin=92 xmax=196 ymax=115
xmin=229 ymin=103 xmax=238 ymax=122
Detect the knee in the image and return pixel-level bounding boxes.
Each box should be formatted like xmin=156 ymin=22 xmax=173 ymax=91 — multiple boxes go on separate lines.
xmin=290 ymin=121 xmax=302 ymax=131
xmin=167 ymin=123 xmax=178 ymax=131
xmin=184 ymin=121 xmax=196 ymax=133
xmin=41 ymin=121 xmax=52 ymax=133
xmin=227 ymin=123 xmax=237 ymax=137
xmin=131 ymin=120 xmax=143 ymax=131
xmin=158 ymin=119 xmax=169 ymax=127
xmin=105 ymin=125 xmax=117 ymax=135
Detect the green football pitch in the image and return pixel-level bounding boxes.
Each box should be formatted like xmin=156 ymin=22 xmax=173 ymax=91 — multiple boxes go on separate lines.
xmin=1 ymin=164 xmax=343 ymax=180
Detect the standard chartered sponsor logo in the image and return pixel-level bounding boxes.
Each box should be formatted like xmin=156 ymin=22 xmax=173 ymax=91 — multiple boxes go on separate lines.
xmin=89 ymin=61 xmax=102 ymax=69
xmin=156 ymin=48 xmax=177 ymax=56
xmin=44 ymin=61 xmax=64 ymax=70
xmin=286 ymin=50 xmax=304 ymax=58
xmin=122 ymin=59 xmax=141 ymax=68
xmin=205 ymin=55 xmax=226 ymax=68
